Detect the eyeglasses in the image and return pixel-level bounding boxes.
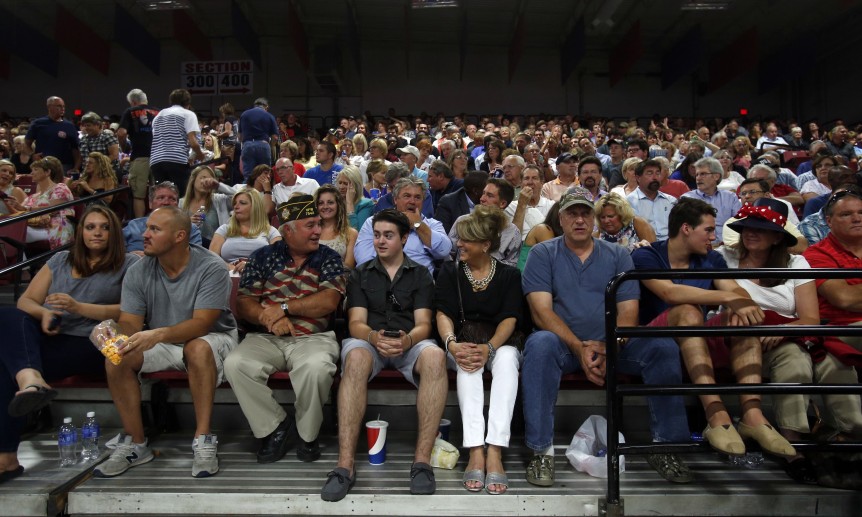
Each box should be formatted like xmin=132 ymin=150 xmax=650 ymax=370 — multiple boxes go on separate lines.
xmin=739 ymin=189 xmax=765 ymax=197
xmin=386 ymin=290 xmax=403 ymax=312
xmin=695 ymin=172 xmax=719 ymax=177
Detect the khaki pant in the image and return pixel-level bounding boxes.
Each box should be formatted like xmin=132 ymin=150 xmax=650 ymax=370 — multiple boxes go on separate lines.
xmin=224 ymin=331 xmax=338 ymax=442
xmin=764 ymin=342 xmax=862 ymax=436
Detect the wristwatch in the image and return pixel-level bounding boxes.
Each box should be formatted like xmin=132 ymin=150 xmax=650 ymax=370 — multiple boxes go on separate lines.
xmin=413 ymin=221 xmax=421 ymax=230
xmin=280 ymin=302 xmax=289 ymax=317
xmin=486 ymin=343 xmax=496 ymax=362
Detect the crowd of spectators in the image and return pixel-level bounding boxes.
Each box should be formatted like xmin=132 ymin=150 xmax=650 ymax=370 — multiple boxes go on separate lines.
xmin=2 ymin=91 xmax=862 ymax=493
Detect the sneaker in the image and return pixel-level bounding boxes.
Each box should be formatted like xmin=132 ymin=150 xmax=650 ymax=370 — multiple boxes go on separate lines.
xmin=526 ymin=454 xmax=555 ymax=487
xmin=646 ymin=453 xmax=694 ymax=484
xmin=93 ymin=435 xmax=154 ymax=478
xmin=192 ymin=434 xmax=219 ymax=478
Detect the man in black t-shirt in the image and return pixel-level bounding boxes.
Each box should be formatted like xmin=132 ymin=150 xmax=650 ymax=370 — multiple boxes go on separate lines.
xmin=117 ymin=89 xmax=159 ymax=217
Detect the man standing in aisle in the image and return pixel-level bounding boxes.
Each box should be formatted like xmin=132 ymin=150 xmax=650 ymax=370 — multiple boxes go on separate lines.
xmin=118 ymin=88 xmax=160 ymax=218
xmin=238 ymin=98 xmax=279 ymax=180
xmin=150 ymin=89 xmax=204 ymax=195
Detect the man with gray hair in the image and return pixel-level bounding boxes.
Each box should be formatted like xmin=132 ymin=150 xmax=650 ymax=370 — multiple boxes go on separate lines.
xmin=118 ymin=88 xmax=160 ymax=217
xmin=355 ymin=177 xmax=451 ymax=273
xmin=501 ymin=154 xmax=525 ymax=196
xmin=238 ymin=97 xmax=279 ymax=180
xmin=225 ymin=195 xmax=346 ymax=466
xmin=123 ymin=181 xmax=202 ymax=254
xmin=373 ymin=162 xmax=434 ymax=218
xmin=427 ymin=159 xmax=463 ymax=211
xmin=681 ymin=157 xmax=741 ymax=245
xmin=748 ymin=162 xmax=804 ymax=213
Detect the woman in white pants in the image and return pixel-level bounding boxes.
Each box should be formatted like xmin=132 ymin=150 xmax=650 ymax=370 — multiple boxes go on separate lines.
xmin=434 ymin=205 xmax=523 ymax=495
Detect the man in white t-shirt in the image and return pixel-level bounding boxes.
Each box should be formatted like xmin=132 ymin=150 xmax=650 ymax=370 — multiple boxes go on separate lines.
xmin=265 ymin=158 xmax=319 ymax=216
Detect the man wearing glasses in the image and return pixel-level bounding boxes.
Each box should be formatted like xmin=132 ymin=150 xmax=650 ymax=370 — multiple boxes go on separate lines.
xmin=723 ymin=178 xmax=808 ymax=253
xmin=264 ymin=157 xmax=320 ymax=216
xmin=321 ymin=209 xmax=446 ymax=501
xmin=681 ymin=157 xmax=741 ymax=246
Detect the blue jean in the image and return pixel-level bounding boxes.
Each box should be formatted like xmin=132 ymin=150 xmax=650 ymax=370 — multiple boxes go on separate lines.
xmin=521 ymin=330 xmax=690 ymax=450
xmin=240 ymin=141 xmax=272 ymax=181
xmin=0 ymin=308 xmax=104 ymax=452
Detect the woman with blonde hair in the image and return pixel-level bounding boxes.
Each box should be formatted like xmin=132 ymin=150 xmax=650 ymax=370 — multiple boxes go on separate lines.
xmin=209 ymin=188 xmax=280 ymax=274
xmin=0 ymin=159 xmax=26 ymax=204
xmin=435 ymin=204 xmax=523 ymax=495
xmin=351 ymin=133 xmax=369 ymax=165
xmin=593 ymin=192 xmax=655 ymax=252
xmin=315 ymin=185 xmax=357 ymax=269
xmin=609 ymin=157 xmax=642 ymax=198
xmin=70 ymin=152 xmax=117 ymax=203
xmin=179 ymin=165 xmax=238 ymax=247
xmin=336 ymin=165 xmax=373 ymax=230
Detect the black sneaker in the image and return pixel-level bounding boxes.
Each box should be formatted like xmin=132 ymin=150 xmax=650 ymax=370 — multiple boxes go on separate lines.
xmin=646 ymin=453 xmax=694 ymax=484
xmin=297 ymin=438 xmax=321 ymax=462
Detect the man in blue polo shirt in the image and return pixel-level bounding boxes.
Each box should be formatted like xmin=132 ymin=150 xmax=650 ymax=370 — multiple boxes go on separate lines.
xmin=25 ymin=96 xmax=81 ymax=172
xmin=238 ymin=98 xmax=279 ymax=181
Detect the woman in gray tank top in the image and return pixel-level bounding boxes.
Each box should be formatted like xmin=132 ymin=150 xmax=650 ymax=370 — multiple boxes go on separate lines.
xmin=0 ymin=204 xmax=138 ymax=482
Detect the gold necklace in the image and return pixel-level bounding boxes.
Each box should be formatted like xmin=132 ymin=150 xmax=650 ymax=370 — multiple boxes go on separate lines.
xmin=463 ymin=259 xmax=496 ymax=291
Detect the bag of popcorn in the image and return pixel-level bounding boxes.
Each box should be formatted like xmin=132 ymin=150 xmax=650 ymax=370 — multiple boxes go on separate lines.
xmin=89 ymin=319 xmax=128 ymax=365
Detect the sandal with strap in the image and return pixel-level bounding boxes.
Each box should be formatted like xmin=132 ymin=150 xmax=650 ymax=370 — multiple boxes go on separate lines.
xmin=462 ymin=469 xmax=484 ymax=492
xmin=8 ymin=385 xmax=57 ymax=418
xmin=485 ymin=471 xmax=509 ymax=495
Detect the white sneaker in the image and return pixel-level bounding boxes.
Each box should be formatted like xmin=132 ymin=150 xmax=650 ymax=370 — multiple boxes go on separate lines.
xmin=192 ymin=434 xmax=219 ymax=478
xmin=93 ymin=435 xmax=154 ymax=478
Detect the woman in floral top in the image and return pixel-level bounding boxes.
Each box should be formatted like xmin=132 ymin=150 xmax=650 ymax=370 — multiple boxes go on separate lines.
xmin=3 ymin=156 xmax=74 ymax=248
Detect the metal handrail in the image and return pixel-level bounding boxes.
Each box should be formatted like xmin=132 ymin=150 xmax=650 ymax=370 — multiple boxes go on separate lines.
xmin=603 ymin=268 xmax=862 ymax=514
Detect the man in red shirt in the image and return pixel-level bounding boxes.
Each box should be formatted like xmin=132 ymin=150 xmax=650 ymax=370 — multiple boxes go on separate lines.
xmin=803 ymin=189 xmax=862 ymax=367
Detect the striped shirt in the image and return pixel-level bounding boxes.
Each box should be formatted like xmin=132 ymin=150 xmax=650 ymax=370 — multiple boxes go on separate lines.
xmin=239 ymin=240 xmax=346 ymax=336
xmin=150 ymin=104 xmax=199 ymax=166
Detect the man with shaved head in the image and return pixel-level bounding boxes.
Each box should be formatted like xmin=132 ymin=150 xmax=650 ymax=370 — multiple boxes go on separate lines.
xmin=95 ymin=206 xmax=238 ymax=480
xmin=25 ymin=96 xmax=81 ymax=172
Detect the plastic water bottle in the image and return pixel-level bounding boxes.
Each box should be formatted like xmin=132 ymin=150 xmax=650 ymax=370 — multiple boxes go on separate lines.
xmin=58 ymin=417 xmax=78 ymax=467
xmin=195 ymin=206 xmax=207 ymax=227
xmin=80 ymin=412 xmax=100 ymax=462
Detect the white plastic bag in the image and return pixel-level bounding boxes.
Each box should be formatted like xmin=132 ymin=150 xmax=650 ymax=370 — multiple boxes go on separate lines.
xmin=565 ymin=415 xmax=625 ymax=478
xmin=429 ymin=437 xmax=459 ymax=469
